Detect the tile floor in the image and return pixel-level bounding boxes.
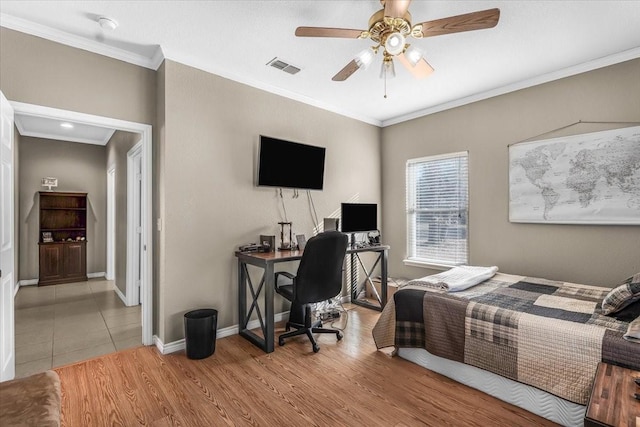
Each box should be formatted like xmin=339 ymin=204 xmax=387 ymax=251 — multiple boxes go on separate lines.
xmin=14 ymin=279 xmax=142 ymax=378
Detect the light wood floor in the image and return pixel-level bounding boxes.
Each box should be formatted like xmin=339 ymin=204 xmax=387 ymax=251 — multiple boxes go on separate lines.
xmin=54 ymin=305 xmax=558 ymax=426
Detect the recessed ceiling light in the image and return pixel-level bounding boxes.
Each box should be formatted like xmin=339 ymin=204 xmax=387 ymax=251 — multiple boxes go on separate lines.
xmin=60 ymin=122 xmax=74 ymax=129
xmin=98 ymin=16 xmax=118 ymax=31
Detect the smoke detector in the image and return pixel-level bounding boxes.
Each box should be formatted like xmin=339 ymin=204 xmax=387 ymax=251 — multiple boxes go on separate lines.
xmin=98 ymin=16 xmax=118 ymax=31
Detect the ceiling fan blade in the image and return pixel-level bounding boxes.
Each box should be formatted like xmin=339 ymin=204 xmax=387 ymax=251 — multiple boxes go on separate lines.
xmin=332 ymin=60 xmax=361 ymax=81
xmin=384 ymin=0 xmax=412 ymax=18
xmin=416 ymin=8 xmax=500 ymax=38
xmin=398 ymin=53 xmax=434 ymax=79
xmin=295 ymin=27 xmax=365 ymax=38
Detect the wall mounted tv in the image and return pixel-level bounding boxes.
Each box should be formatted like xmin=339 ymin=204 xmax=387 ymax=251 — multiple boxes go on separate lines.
xmin=341 ymin=203 xmax=377 ymax=233
xmin=257 ymin=135 xmax=326 ymax=190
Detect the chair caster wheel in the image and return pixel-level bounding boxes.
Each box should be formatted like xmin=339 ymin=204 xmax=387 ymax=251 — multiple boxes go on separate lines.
xmin=337 ymin=332 xmax=343 ymax=341
xmin=312 ymin=344 xmax=320 ymax=353
xmin=279 ymin=338 xmax=285 ymax=346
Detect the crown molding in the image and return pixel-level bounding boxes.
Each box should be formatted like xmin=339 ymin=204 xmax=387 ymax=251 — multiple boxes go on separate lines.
xmin=162 ymin=50 xmax=383 ymax=127
xmin=1 ymin=13 xmax=379 ymax=125
xmin=0 ymin=13 xmax=161 ymax=70
xmin=382 ymin=46 xmax=640 ymax=127
xmin=3 ymin=12 xmax=637 ymax=128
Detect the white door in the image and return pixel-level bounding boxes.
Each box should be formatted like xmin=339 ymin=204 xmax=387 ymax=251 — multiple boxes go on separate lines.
xmin=0 ymin=92 xmax=15 ymax=382
xmin=134 ymin=154 xmax=142 ymax=303
xmin=106 ymin=168 xmax=115 ymax=281
xmin=126 ymin=142 xmax=142 ymax=306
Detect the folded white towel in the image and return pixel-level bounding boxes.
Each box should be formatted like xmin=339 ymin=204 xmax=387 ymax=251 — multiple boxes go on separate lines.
xmin=404 ymin=265 xmax=499 ymax=292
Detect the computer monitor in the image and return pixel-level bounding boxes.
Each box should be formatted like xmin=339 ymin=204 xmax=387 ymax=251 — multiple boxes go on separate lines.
xmin=341 ymin=203 xmax=377 ymax=233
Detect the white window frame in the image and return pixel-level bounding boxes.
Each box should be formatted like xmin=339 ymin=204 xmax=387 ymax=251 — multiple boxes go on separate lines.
xmin=404 ymin=151 xmax=469 ymax=269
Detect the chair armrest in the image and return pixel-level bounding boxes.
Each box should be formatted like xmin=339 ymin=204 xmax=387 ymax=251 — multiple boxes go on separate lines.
xmin=275 ymin=271 xmax=296 ymax=299
xmin=275 ymin=271 xmax=295 ymax=281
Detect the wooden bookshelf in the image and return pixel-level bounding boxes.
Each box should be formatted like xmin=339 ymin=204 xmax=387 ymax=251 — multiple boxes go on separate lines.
xmin=38 ymin=192 xmax=88 ymax=286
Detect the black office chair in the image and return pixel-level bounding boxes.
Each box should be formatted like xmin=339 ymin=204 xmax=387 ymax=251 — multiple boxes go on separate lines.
xmin=275 ymin=230 xmax=349 ymax=353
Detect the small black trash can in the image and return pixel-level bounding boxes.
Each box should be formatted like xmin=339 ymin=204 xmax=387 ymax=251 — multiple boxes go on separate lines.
xmin=184 ymin=308 xmax=218 ymax=359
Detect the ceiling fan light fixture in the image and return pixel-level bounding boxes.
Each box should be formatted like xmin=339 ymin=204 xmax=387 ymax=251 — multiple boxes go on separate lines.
xmin=384 ymin=32 xmax=405 ymax=56
xmin=404 ymin=45 xmax=424 ymax=66
xmin=380 ymin=58 xmax=396 ymax=79
xmin=354 ymin=48 xmax=374 ymax=70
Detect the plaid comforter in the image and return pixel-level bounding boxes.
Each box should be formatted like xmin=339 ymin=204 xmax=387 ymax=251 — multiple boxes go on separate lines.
xmin=371 ymin=273 xmax=640 ymax=405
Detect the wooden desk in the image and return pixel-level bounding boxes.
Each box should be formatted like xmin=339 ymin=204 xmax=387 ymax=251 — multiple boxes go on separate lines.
xmin=235 ymin=244 xmax=389 ymax=353
xmin=584 ymin=362 xmax=640 ymax=427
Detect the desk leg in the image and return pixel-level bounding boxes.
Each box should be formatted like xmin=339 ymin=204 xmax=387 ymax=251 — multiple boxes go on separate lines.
xmin=350 ymin=249 xmax=386 ymax=312
xmin=381 ymin=249 xmax=388 ymax=309
xmin=238 ymin=260 xmax=274 ymax=353
xmin=264 ymin=263 xmax=275 ymax=353
xmin=238 ymin=260 xmax=247 ymax=330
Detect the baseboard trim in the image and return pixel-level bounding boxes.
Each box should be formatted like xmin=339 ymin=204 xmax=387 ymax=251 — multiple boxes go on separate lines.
xmin=19 ymin=272 xmax=105 ymax=286
xmin=87 ymin=272 xmax=106 ymax=279
xmin=113 ymin=285 xmax=127 ymax=305
xmin=153 ymin=311 xmax=290 ymax=355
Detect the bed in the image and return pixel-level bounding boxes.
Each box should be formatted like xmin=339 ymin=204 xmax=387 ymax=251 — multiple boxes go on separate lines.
xmin=372 ymin=271 xmax=640 ymax=426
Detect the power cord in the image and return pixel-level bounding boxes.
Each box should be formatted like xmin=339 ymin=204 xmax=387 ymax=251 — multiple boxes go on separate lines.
xmin=314 ymin=297 xmax=349 ymax=331
xmin=279 ymin=188 xmax=288 ymax=222
xmin=306 ymin=190 xmax=320 ymax=231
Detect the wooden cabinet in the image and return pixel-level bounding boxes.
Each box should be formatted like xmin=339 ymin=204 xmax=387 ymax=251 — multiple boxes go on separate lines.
xmin=38 ymin=192 xmax=88 ymax=286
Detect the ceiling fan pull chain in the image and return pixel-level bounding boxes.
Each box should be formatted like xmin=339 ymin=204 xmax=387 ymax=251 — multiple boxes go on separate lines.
xmin=384 ymin=72 xmax=387 ymax=98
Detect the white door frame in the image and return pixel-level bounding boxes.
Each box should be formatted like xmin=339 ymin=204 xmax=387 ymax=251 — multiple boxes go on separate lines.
xmin=126 ymin=141 xmax=142 ymax=306
xmin=106 ymin=167 xmax=116 ymax=281
xmin=0 ymin=92 xmax=15 ymax=381
xmin=10 ymin=101 xmax=154 ymax=346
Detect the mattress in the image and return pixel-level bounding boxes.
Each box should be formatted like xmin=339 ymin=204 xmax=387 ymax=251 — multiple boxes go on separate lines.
xmin=397 ymin=347 xmax=585 ymax=427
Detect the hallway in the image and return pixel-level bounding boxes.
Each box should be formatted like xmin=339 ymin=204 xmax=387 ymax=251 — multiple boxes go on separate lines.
xmin=14 ymin=279 xmax=142 ymax=378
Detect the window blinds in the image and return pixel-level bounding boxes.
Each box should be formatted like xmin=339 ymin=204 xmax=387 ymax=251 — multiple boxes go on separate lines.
xmin=406 ymin=152 xmax=469 ymax=266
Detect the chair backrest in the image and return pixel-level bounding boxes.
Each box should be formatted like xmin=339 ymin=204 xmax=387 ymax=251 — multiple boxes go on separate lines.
xmin=293 ymin=231 xmax=349 ymax=304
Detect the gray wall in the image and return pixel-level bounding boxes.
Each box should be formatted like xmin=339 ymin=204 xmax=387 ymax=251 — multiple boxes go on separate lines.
xmin=5 ymin=24 xmax=637 ymax=347
xmin=0 ymin=28 xmax=156 ymax=125
xmin=158 ymin=60 xmax=381 ymax=342
xmin=1 ymin=27 xmax=157 ymax=331
xmin=18 ymin=137 xmax=107 ymax=279
xmin=1 ymin=28 xmax=381 ymax=344
xmin=106 ymin=131 xmax=141 ymax=296
xmin=382 ymin=58 xmax=640 ymax=287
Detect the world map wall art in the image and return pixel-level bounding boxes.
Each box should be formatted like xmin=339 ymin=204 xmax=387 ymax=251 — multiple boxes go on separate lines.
xmin=509 ymin=125 xmax=640 ymax=224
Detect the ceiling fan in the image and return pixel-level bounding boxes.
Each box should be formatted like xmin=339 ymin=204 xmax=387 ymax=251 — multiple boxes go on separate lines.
xmin=295 ymin=0 xmax=500 ymax=85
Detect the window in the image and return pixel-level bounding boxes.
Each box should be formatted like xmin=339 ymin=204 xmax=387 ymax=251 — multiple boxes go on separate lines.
xmin=406 ymin=151 xmax=468 ymax=267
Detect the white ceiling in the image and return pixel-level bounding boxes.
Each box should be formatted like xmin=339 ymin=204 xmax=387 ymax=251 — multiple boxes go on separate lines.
xmin=14 ymin=113 xmax=116 ymax=145
xmin=2 ymin=1 xmax=640 ymax=128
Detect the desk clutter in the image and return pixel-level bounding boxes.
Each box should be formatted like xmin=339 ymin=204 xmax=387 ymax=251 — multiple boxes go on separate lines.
xmin=238 ymin=242 xmax=271 ymax=253
xmin=238 ymin=229 xmax=310 ymax=253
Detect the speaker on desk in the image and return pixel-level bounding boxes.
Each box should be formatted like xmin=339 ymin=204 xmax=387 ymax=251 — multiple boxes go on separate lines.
xmin=324 ymin=218 xmax=339 ymax=232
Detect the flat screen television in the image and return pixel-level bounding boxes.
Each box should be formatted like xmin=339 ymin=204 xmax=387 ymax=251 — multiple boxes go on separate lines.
xmin=341 ymin=203 xmax=377 ymax=233
xmin=257 ymin=135 xmax=326 ymax=190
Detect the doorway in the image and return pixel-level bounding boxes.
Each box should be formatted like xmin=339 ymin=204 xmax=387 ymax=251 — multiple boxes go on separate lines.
xmin=0 ymin=92 xmax=15 ymax=381
xmin=126 ymin=141 xmax=143 ymax=306
xmin=9 ymin=101 xmax=153 ymax=350
xmin=106 ymin=167 xmax=115 ymax=281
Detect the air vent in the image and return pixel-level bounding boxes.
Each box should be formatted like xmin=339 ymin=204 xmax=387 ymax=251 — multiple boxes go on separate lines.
xmin=266 ymin=57 xmax=301 ymax=75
